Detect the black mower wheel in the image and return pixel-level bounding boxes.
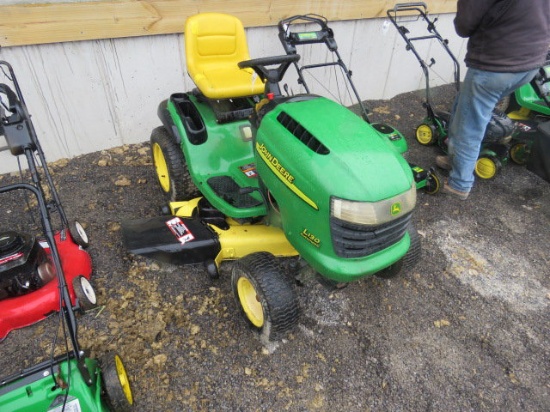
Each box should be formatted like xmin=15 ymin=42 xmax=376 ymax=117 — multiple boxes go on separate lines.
xmin=150 ymin=126 xmax=199 ymax=202
xmin=73 ymin=275 xmax=97 ymax=312
xmin=509 ymin=142 xmax=529 ymax=165
xmin=475 ymin=156 xmax=502 ymax=179
xmin=100 ymin=352 xmax=133 ymax=412
xmin=231 ymin=252 xmax=300 ymax=342
xmin=377 ymin=224 xmax=421 ymax=279
xmin=69 ymin=220 xmax=89 ymax=248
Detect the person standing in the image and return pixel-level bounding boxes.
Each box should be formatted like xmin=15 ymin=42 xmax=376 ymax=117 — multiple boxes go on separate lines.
xmin=437 ymin=0 xmax=550 ymax=200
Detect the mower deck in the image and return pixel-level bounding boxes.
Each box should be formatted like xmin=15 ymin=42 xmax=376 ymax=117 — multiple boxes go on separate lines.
xmin=0 ymin=231 xmax=92 ymax=340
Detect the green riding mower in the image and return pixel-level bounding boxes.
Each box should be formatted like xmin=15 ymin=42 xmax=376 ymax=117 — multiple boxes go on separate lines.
xmin=123 ymin=13 xmax=422 ymax=343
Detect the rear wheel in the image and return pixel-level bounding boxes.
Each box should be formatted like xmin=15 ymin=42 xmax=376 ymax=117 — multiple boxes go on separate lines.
xmin=231 ymin=252 xmax=300 ymax=342
xmin=475 ymin=156 xmax=501 ymax=179
xmin=415 ymin=123 xmax=436 ymax=145
xmin=101 ymin=352 xmax=133 ymax=412
xmin=72 ymin=276 xmax=97 ymax=312
xmin=150 ymin=126 xmax=199 ymax=202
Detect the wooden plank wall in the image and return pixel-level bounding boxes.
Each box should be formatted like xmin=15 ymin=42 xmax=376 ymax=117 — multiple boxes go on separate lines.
xmin=0 ymin=0 xmax=457 ymax=47
xmin=0 ymin=2 xmax=463 ymax=173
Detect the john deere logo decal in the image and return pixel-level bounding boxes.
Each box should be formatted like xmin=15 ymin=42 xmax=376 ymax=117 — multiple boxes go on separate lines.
xmin=390 ymin=202 xmax=402 ymax=216
xmin=256 ymin=142 xmax=318 ymax=210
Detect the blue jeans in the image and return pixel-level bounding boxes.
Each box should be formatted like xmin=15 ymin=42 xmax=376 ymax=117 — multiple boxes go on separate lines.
xmin=447 ymin=68 xmax=539 ymax=192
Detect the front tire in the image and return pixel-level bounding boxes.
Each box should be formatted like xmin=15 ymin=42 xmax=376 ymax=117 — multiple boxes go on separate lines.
xmin=68 ymin=221 xmax=89 ymax=249
xmin=101 ymin=352 xmax=133 ymax=412
xmin=424 ymin=169 xmax=442 ymax=195
xmin=415 ymin=123 xmax=436 ymax=145
xmin=72 ymin=276 xmax=97 ymax=312
xmin=509 ymin=142 xmax=529 ymax=165
xmin=231 ymin=252 xmax=300 ymax=342
xmin=475 ymin=156 xmax=502 ymax=179
xmin=377 ymin=225 xmax=421 ymax=279
xmin=150 ymin=126 xmax=199 ymax=202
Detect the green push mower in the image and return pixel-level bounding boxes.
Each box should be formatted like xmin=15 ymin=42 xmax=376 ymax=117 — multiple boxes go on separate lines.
xmin=123 ymin=13 xmax=423 ymax=343
xmin=387 ymin=2 xmax=515 ymax=180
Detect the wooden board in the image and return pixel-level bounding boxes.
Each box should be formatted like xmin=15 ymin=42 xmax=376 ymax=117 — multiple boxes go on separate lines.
xmin=0 ymin=0 xmax=457 ymax=47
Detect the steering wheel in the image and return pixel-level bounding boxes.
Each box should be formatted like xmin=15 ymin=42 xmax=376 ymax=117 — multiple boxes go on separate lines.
xmin=238 ymin=54 xmax=300 ymax=85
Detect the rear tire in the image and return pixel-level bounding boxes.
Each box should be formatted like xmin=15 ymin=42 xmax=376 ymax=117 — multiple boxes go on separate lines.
xmin=231 ymin=252 xmax=300 ymax=342
xmin=150 ymin=126 xmax=199 ymax=202
xmin=101 ymin=352 xmax=133 ymax=412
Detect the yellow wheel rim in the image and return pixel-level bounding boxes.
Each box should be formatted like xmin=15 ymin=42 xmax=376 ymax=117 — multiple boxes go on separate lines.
xmin=237 ymin=277 xmax=264 ymax=328
xmin=416 ymin=124 xmax=434 ymax=145
xmin=115 ymin=355 xmax=133 ymax=405
xmin=475 ymin=157 xmax=497 ymax=179
xmin=152 ymin=143 xmax=170 ymax=193
xmin=426 ymin=174 xmax=441 ymax=194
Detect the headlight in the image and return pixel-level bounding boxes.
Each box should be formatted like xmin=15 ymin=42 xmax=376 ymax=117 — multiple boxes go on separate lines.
xmin=331 ymin=183 xmax=416 ymax=225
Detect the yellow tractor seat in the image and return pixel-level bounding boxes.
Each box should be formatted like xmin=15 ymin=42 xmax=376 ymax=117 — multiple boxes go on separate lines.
xmin=184 ymin=13 xmax=265 ymax=100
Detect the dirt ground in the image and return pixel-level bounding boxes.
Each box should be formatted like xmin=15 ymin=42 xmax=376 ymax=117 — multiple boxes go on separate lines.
xmin=1 ymin=85 xmax=549 ymax=412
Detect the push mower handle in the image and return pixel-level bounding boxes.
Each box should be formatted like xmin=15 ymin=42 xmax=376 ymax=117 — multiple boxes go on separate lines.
xmin=278 ymin=14 xmax=329 ymax=33
xmin=388 ymin=2 xmax=428 ymax=15
xmin=0 ymin=83 xmax=21 ymax=114
xmin=278 ymin=14 xmax=337 ymax=53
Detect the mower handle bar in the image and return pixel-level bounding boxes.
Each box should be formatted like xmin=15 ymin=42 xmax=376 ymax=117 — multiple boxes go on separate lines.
xmin=278 ymin=14 xmax=337 ymax=53
xmin=388 ymin=2 xmax=428 ymax=14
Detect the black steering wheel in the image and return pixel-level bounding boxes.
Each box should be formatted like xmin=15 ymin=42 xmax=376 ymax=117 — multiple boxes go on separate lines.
xmin=238 ymin=54 xmax=300 ymax=87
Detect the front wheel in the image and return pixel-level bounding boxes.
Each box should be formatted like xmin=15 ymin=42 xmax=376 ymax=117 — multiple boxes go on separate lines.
xmin=69 ymin=221 xmax=89 ymax=248
xmin=475 ymin=156 xmax=502 ymax=179
xmin=150 ymin=126 xmax=199 ymax=202
xmin=231 ymin=252 xmax=300 ymax=342
xmin=377 ymin=224 xmax=421 ymax=279
xmin=509 ymin=142 xmax=529 ymax=165
xmin=424 ymin=169 xmax=442 ymax=195
xmin=415 ymin=123 xmax=437 ymax=145
xmin=72 ymin=276 xmax=97 ymax=312
xmin=101 ymin=352 xmax=134 ymax=412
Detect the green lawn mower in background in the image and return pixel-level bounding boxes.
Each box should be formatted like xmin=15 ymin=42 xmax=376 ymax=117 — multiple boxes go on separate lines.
xmin=123 ymin=13 xmax=423 ymax=343
xmin=388 ymin=2 xmax=515 ymax=180
xmin=500 ymin=56 xmax=550 ymax=165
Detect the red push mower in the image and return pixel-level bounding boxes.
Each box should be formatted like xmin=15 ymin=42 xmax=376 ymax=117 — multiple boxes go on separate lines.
xmin=0 ymin=60 xmax=133 ymax=411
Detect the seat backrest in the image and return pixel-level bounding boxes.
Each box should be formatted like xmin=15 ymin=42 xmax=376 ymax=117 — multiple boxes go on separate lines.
xmin=184 ymin=13 xmax=264 ymax=99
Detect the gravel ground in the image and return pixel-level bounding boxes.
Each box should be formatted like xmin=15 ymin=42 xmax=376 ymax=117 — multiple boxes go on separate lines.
xmin=1 ymin=85 xmax=549 ymax=411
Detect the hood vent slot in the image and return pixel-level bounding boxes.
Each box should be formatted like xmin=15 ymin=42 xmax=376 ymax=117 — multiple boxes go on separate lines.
xmin=277 ymin=112 xmax=329 ymax=154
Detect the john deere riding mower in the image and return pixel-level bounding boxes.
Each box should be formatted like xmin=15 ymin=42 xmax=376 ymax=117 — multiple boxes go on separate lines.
xmin=123 ymin=13 xmax=420 ymax=342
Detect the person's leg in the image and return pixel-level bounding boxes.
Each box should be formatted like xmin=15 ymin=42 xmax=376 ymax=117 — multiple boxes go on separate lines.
xmin=446 ymin=68 xmax=538 ymax=193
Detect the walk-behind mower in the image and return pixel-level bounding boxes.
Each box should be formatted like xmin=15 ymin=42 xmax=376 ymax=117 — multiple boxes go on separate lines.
xmin=277 ymin=13 xmax=440 ymax=195
xmin=387 ymin=2 xmax=515 ymax=180
xmin=123 ymin=13 xmax=422 ymax=343
xmin=0 ymin=60 xmax=133 ymax=411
